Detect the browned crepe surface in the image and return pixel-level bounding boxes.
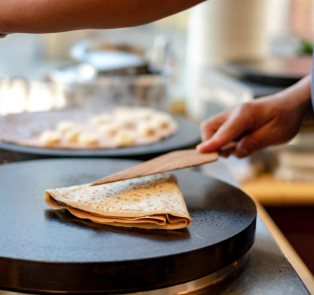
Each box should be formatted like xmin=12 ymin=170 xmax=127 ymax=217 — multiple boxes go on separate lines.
xmin=45 ymin=174 xmax=191 ymax=230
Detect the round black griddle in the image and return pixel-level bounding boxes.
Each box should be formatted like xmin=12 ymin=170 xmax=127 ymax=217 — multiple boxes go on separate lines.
xmin=0 ymin=159 xmax=256 ymax=294
xmin=0 ymin=116 xmax=200 ymax=161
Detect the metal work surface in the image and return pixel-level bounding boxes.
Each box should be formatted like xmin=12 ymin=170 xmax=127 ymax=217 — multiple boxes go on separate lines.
xmin=0 ymin=159 xmax=256 ymax=294
xmin=0 ymin=115 xmax=200 ymax=159
xmin=201 ymin=161 xmax=311 ymax=295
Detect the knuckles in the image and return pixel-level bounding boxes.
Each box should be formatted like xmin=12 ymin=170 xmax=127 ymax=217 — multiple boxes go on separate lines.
xmin=200 ymin=120 xmax=208 ymax=132
xmin=234 ymin=102 xmax=254 ymax=118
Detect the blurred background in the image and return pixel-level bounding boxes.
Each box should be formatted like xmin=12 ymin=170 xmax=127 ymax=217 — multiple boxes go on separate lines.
xmin=0 ymin=0 xmax=313 ymax=277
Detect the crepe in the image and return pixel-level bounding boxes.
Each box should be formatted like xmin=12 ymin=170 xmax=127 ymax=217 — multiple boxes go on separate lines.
xmin=44 ymin=174 xmax=191 ymax=230
xmin=0 ymin=107 xmax=177 ymax=149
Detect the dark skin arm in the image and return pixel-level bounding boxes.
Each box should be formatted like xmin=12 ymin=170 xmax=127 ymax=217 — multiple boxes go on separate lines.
xmin=0 ymin=0 xmax=205 ymax=33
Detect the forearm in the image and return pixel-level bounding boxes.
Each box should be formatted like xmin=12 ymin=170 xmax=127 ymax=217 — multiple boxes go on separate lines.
xmin=273 ymin=74 xmax=312 ymax=116
xmin=0 ymin=0 xmax=205 ymax=33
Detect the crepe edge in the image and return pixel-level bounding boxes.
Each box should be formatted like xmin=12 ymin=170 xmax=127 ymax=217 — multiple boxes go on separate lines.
xmin=44 ymin=191 xmax=191 ymax=230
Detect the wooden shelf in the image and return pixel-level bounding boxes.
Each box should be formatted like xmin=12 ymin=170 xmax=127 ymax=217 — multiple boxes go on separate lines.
xmin=240 ymin=174 xmax=314 ymax=205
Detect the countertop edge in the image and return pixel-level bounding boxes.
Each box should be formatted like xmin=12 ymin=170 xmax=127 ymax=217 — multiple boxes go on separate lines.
xmin=255 ymin=201 xmax=314 ymax=293
xmin=201 ymin=160 xmax=313 ymax=294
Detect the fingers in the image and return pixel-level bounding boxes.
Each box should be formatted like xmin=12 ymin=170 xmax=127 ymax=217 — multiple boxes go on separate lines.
xmin=219 ymin=146 xmax=236 ymax=158
xmin=197 ymin=104 xmax=255 ymax=153
xmin=233 ymin=121 xmax=277 ymax=158
xmin=197 ymin=112 xmax=230 ymax=152
xmin=200 ymin=112 xmax=228 ymax=142
xmin=219 ymin=151 xmax=232 ymax=158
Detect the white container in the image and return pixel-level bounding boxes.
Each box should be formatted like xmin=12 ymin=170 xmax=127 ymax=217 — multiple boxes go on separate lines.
xmin=185 ymin=0 xmax=268 ymax=120
xmin=186 ymin=0 xmax=270 ymax=66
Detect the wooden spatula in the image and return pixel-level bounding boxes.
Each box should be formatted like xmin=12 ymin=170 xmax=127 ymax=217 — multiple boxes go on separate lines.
xmin=91 ymin=141 xmax=236 ymax=186
xmin=91 ymin=149 xmax=218 ymax=186
xmin=91 ymin=142 xmax=237 ymax=186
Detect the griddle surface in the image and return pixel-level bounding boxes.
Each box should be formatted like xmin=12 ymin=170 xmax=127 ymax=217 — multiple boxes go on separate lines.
xmin=0 ymin=115 xmax=200 ymax=158
xmin=0 ymin=159 xmax=256 ymax=294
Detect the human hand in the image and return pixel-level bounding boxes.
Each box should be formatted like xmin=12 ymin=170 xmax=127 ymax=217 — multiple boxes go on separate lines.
xmin=197 ymin=75 xmax=312 ymax=158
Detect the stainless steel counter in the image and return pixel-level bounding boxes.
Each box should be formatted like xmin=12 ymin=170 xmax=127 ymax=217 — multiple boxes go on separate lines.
xmin=201 ymin=160 xmax=311 ymax=294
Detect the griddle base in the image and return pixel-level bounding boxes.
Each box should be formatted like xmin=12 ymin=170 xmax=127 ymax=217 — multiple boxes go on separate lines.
xmin=0 ymin=254 xmax=248 ymax=295
xmin=123 ymin=253 xmax=249 ymax=295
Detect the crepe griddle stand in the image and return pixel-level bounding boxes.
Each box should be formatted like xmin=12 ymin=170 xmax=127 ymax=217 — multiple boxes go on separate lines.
xmin=0 ymin=159 xmax=256 ymax=294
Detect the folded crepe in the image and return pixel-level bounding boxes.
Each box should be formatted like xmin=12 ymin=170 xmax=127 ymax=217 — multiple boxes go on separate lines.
xmin=44 ymin=174 xmax=191 ymax=230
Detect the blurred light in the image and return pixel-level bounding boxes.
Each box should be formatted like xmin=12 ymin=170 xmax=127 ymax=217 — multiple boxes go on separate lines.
xmin=0 ymin=79 xmax=66 ymax=115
